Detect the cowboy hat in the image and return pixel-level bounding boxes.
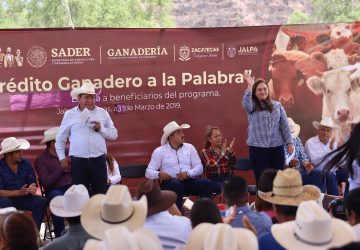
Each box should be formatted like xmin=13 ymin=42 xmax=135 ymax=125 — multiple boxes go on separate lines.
xmin=50 ymin=184 xmax=89 ymax=218
xmin=272 ymin=200 xmax=356 ymax=250
xmin=160 ymin=121 xmax=190 ymax=145
xmin=346 ymin=116 xmax=360 ymax=126
xmin=83 ymin=226 xmax=163 ymax=250
xmin=136 ymin=180 xmax=177 ymax=216
xmin=184 ymin=223 xmax=258 ymax=250
xmin=81 ymin=185 xmax=147 ymax=240
xmin=258 ymin=168 xmax=321 ymax=206
xmin=287 ymin=118 xmax=300 ymax=138
xmin=40 ymin=127 xmax=59 ymax=144
xmin=313 ymin=117 xmax=338 ymax=130
xmin=70 ymin=80 xmax=96 ymax=99
xmin=0 ymin=137 xmax=30 ymax=155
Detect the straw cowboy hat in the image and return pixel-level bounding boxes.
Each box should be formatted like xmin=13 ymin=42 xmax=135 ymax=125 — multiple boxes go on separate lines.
xmin=0 ymin=137 xmax=30 ymax=155
xmin=70 ymin=80 xmax=96 ymax=99
xmin=272 ymin=200 xmax=357 ymax=250
xmin=136 ymin=179 xmax=177 ymax=216
xmin=50 ymin=185 xmax=89 ymax=218
xmin=40 ymin=127 xmax=59 ymax=144
xmin=184 ymin=223 xmax=258 ymax=250
xmin=346 ymin=116 xmax=360 ymax=126
xmin=258 ymin=168 xmax=321 ymax=206
xmin=81 ymin=185 xmax=147 ymax=240
xmin=287 ymin=118 xmax=300 ymax=138
xmin=83 ymin=226 xmax=163 ymax=250
xmin=312 ymin=117 xmax=338 ymax=130
xmin=160 ymin=121 xmax=190 ymax=145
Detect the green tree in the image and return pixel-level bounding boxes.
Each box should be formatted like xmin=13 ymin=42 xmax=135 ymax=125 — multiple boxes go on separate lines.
xmin=288 ymin=0 xmax=360 ymax=24
xmin=0 ymin=0 xmax=174 ymax=28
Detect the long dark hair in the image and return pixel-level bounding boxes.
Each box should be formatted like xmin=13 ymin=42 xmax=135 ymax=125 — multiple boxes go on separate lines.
xmin=106 ymin=154 xmax=115 ymax=175
xmin=323 ymin=122 xmax=360 ymax=179
xmin=251 ymin=78 xmax=273 ymax=113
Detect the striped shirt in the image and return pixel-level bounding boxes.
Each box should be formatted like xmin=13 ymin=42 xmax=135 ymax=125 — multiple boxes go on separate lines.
xmin=242 ymin=90 xmax=293 ymax=148
xmin=200 ymin=147 xmax=236 ymax=177
xmin=284 ymin=136 xmax=310 ymax=171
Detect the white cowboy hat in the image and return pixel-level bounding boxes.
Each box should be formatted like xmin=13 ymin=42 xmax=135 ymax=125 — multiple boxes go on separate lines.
xmin=40 ymin=127 xmax=59 ymax=144
xmin=346 ymin=116 xmax=360 ymax=126
xmin=272 ymin=200 xmax=357 ymax=250
xmin=50 ymin=184 xmax=89 ymax=218
xmin=312 ymin=117 xmax=338 ymax=130
xmin=70 ymin=80 xmax=96 ymax=99
xmin=184 ymin=223 xmax=258 ymax=250
xmin=287 ymin=117 xmax=300 ymax=138
xmin=160 ymin=121 xmax=190 ymax=145
xmin=81 ymin=185 xmax=147 ymax=240
xmin=258 ymin=168 xmax=321 ymax=206
xmin=83 ymin=226 xmax=163 ymax=250
xmin=0 ymin=137 xmax=30 ymax=155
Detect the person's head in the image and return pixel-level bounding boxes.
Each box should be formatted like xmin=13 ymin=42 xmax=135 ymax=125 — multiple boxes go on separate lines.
xmin=222 ymin=176 xmax=248 ymax=207
xmin=0 ymin=212 xmax=38 ymax=250
xmin=204 ymin=126 xmax=222 ymax=149
xmin=78 ymin=94 xmax=96 ymax=110
xmin=6 ymin=47 xmax=11 ymax=53
xmin=255 ymin=169 xmax=278 ymax=212
xmin=160 ymin=121 xmax=190 ymax=147
xmin=0 ymin=137 xmax=30 ymax=164
xmin=345 ymin=187 xmax=360 ymax=226
xmin=70 ymin=80 xmax=96 ymax=110
xmin=40 ymin=127 xmax=59 ymax=151
xmin=252 ymin=78 xmax=269 ymax=101
xmin=45 ymin=140 xmax=55 ymax=150
xmin=273 ymin=204 xmax=298 ymax=222
xmin=312 ymin=117 xmax=337 ymax=144
xmin=190 ymin=198 xmax=222 ymax=228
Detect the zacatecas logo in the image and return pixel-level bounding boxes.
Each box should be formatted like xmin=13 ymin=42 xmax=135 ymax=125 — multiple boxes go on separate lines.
xmin=178 ymin=45 xmax=220 ymax=61
xmin=107 ymin=46 xmax=168 ymax=60
xmin=27 ymin=46 xmax=47 ymax=68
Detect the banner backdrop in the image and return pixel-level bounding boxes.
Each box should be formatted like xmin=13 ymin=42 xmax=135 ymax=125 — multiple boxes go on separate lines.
xmin=1 ymin=22 xmax=359 ymax=164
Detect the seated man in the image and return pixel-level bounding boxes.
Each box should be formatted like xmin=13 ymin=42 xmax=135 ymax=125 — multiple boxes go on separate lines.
xmin=304 ymin=117 xmax=340 ymax=195
xmin=34 ymin=127 xmax=72 ymax=237
xmin=222 ymin=176 xmax=272 ymax=237
xmin=0 ymin=137 xmax=47 ymax=230
xmin=145 ymin=121 xmax=214 ymax=210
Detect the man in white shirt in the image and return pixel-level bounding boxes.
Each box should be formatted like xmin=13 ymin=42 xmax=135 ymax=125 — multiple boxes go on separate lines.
xmin=136 ymin=179 xmax=192 ymax=250
xmin=304 ymin=117 xmax=339 ymax=195
xmin=146 ymin=121 xmax=214 ymax=209
xmin=56 ymin=81 xmax=118 ymax=195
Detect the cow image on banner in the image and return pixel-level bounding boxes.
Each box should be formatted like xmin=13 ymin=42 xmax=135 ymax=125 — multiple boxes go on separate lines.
xmin=271 ymin=21 xmax=360 ymax=141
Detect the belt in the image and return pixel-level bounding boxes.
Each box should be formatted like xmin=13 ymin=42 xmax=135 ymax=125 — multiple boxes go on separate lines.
xmin=71 ymin=154 xmax=105 ymax=160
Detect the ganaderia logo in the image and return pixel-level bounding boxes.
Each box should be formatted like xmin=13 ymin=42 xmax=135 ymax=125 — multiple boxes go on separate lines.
xmin=27 ymin=46 xmax=47 ymax=68
xmin=107 ymin=46 xmax=168 ymax=60
xmin=178 ymin=45 xmax=220 ymax=61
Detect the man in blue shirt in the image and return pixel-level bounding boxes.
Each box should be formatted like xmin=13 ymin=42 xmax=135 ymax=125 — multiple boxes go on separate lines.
xmin=222 ymin=176 xmax=272 ymax=237
xmin=0 ymin=137 xmax=47 ymax=230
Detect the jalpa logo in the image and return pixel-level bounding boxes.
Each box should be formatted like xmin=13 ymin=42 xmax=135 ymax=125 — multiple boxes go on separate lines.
xmin=179 ymin=46 xmax=190 ymax=61
xmin=226 ymin=47 xmax=236 ymax=58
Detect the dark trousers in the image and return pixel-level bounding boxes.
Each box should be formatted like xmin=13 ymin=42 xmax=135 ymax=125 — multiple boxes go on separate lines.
xmin=0 ymin=195 xmax=47 ymax=230
xmin=208 ymin=174 xmax=230 ymax=194
xmin=45 ymin=185 xmax=71 ymax=237
xmin=301 ymin=168 xmax=339 ymax=195
xmin=161 ymin=178 xmax=214 ymax=210
xmin=71 ymin=154 xmax=107 ymax=196
xmin=249 ymin=146 xmax=285 ymax=185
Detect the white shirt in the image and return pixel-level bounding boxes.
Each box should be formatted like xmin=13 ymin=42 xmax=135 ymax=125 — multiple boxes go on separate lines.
xmin=354 ymin=224 xmax=360 ymax=241
xmin=144 ymin=211 xmax=192 ymax=250
xmin=304 ymin=135 xmax=337 ymax=170
xmin=55 ymin=106 xmax=118 ymax=160
xmin=349 ymin=160 xmax=360 ymax=191
xmin=146 ymin=143 xmax=203 ymax=179
xmin=107 ymin=159 xmax=121 ymax=185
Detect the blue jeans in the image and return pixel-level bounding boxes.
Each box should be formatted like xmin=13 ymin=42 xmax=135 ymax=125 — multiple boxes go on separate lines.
xmin=71 ymin=154 xmax=107 ymax=196
xmin=249 ymin=146 xmax=285 ymax=185
xmin=45 ymin=185 xmax=71 ymax=237
xmin=301 ymin=168 xmax=339 ymax=195
xmin=0 ymin=195 xmax=47 ymax=230
xmin=161 ymin=178 xmax=214 ymax=210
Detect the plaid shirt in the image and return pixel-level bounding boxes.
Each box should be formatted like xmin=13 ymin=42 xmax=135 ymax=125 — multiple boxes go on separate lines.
xmin=242 ymin=90 xmax=293 ymax=148
xmin=284 ymin=136 xmax=310 ymax=171
xmin=200 ymin=147 xmax=236 ymax=177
